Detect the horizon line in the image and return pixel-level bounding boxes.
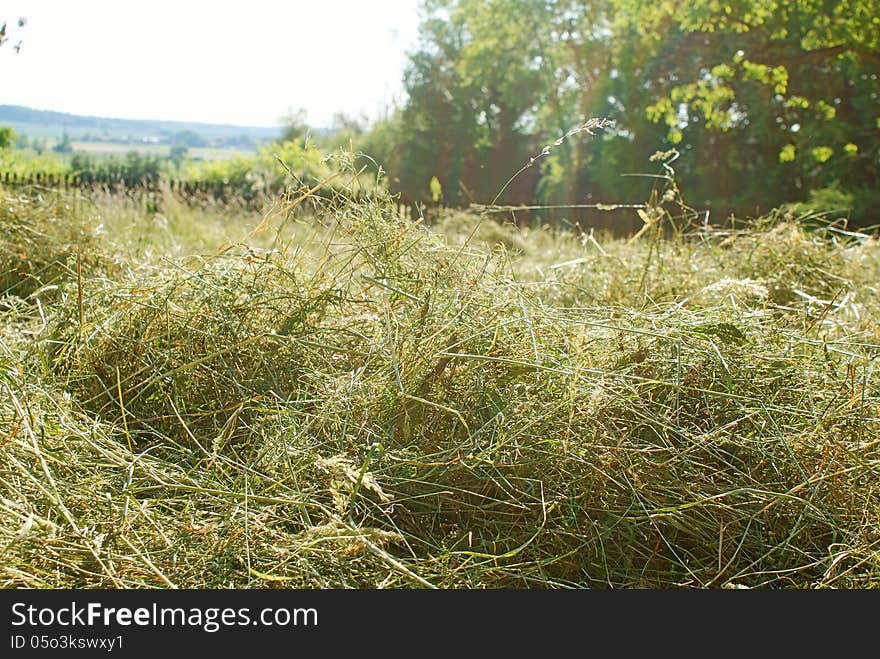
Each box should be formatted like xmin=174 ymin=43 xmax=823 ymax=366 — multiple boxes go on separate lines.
xmin=0 ymin=102 xmax=284 ymax=132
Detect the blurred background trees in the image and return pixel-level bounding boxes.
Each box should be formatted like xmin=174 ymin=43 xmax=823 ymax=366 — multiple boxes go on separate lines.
xmin=346 ymin=0 xmax=878 ymax=224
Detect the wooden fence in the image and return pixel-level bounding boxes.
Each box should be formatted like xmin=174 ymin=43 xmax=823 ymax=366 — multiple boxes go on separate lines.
xmin=0 ymin=170 xmax=421 ymax=219
xmin=0 ymin=170 xmax=252 ymax=197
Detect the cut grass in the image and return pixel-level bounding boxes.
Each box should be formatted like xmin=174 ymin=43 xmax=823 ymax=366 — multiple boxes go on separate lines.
xmin=1 ymin=183 xmax=879 ymax=588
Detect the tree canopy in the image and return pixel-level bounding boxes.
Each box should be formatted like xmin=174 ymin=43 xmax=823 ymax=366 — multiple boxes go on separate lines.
xmin=362 ymin=0 xmax=879 ymax=224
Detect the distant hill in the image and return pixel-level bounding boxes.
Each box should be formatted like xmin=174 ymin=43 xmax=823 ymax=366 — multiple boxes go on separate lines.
xmin=0 ymin=105 xmax=281 ymax=149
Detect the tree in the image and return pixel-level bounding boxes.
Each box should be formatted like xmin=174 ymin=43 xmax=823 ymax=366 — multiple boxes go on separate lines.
xmin=0 ymin=126 xmax=15 ymax=149
xmin=322 ymin=112 xmax=368 ymax=152
xmin=380 ymin=1 xmax=642 ymax=211
xmin=53 ymin=132 xmax=73 ymax=153
xmin=388 ymin=0 xmax=573 ymax=206
xmin=367 ymin=0 xmax=879 ymax=224
xmin=170 ymin=144 xmax=189 ymax=169
xmin=617 ymin=0 xmax=880 ymax=219
xmin=172 ymin=130 xmax=206 ymax=148
xmin=279 ymin=108 xmax=310 ymax=145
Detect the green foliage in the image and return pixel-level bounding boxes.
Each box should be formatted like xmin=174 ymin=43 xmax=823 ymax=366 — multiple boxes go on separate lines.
xmin=5 ymin=1 xmax=879 ymax=225
xmin=0 ymin=145 xmax=68 ymax=177
xmin=70 ymin=151 xmax=162 ymax=183
xmin=349 ymin=0 xmax=878 ymax=225
xmin=52 ymin=131 xmax=73 ymax=154
xmin=617 ymin=0 xmax=880 ymax=222
xmin=321 ymin=112 xmax=368 ymax=151
xmin=429 ymin=175 xmax=443 ymax=202
xmin=182 ymin=137 xmax=377 ymax=202
xmin=280 ymin=108 xmax=310 ymax=144
xmin=375 ymin=0 xmax=580 ymax=206
xmin=778 ymin=144 xmax=796 ymax=163
xmin=811 ymin=146 xmax=834 ymax=163
xmin=263 ymin=139 xmax=331 ymax=183
xmin=535 ymin=152 xmax=567 ymax=205
xmin=786 ymin=183 xmax=855 ymax=221
xmin=169 ymin=144 xmax=188 ymax=169
xmin=0 ymin=125 xmax=15 ymax=149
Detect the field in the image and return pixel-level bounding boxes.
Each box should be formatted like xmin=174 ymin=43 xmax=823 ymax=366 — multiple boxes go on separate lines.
xmin=1 ymin=176 xmax=879 ymax=589
xmin=71 ymin=141 xmax=253 ymax=161
xmin=0 ymin=106 xmax=277 ymax=166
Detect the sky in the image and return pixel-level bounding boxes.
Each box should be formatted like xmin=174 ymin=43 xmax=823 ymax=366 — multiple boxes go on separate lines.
xmin=0 ymin=0 xmax=421 ymax=128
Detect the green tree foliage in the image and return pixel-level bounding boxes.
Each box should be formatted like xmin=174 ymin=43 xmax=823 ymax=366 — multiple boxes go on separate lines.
xmin=171 ymin=130 xmax=207 ymax=148
xmin=280 ymin=108 xmax=310 ymax=144
xmin=360 ymin=0 xmax=878 ymax=224
xmin=169 ymin=144 xmax=189 ymax=169
xmin=183 ymin=138 xmax=348 ymax=201
xmin=373 ymin=0 xmax=565 ymax=206
xmin=52 ymin=132 xmax=73 ymax=154
xmin=621 ymin=0 xmax=880 ymax=220
xmin=70 ymin=151 xmax=162 ymax=184
xmin=0 ymin=126 xmax=15 ymax=149
xmin=369 ymin=0 xmax=665 ymax=210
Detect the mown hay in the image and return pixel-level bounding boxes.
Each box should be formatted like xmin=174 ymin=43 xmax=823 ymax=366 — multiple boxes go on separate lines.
xmin=2 ymin=186 xmax=879 ymax=588
xmin=0 ymin=189 xmax=111 ymax=299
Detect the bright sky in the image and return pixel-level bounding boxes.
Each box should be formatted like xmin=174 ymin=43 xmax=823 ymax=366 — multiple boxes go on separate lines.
xmin=0 ymin=0 xmax=421 ymax=128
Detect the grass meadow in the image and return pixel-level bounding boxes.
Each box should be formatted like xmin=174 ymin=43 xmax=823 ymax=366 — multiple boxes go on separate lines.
xmin=1 ymin=168 xmax=879 ymax=588
xmin=70 ymin=141 xmax=252 ymax=161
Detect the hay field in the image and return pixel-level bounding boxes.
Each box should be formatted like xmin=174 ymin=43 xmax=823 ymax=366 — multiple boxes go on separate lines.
xmin=1 ymin=180 xmax=878 ymax=588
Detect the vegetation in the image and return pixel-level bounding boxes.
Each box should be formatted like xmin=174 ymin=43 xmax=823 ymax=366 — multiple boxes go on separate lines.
xmin=1 ymin=1 xmax=878 ymax=590
xmin=350 ymin=0 xmax=879 ymax=224
xmin=1 ymin=153 xmax=879 ymax=588
xmin=0 ymin=131 xmax=366 ymax=206
xmin=0 ymin=126 xmax=15 ymax=149
xmin=4 ymin=2 xmax=877 ymax=223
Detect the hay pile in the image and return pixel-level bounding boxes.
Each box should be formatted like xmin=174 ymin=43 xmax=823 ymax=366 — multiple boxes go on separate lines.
xmin=2 ymin=185 xmax=878 ymax=587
